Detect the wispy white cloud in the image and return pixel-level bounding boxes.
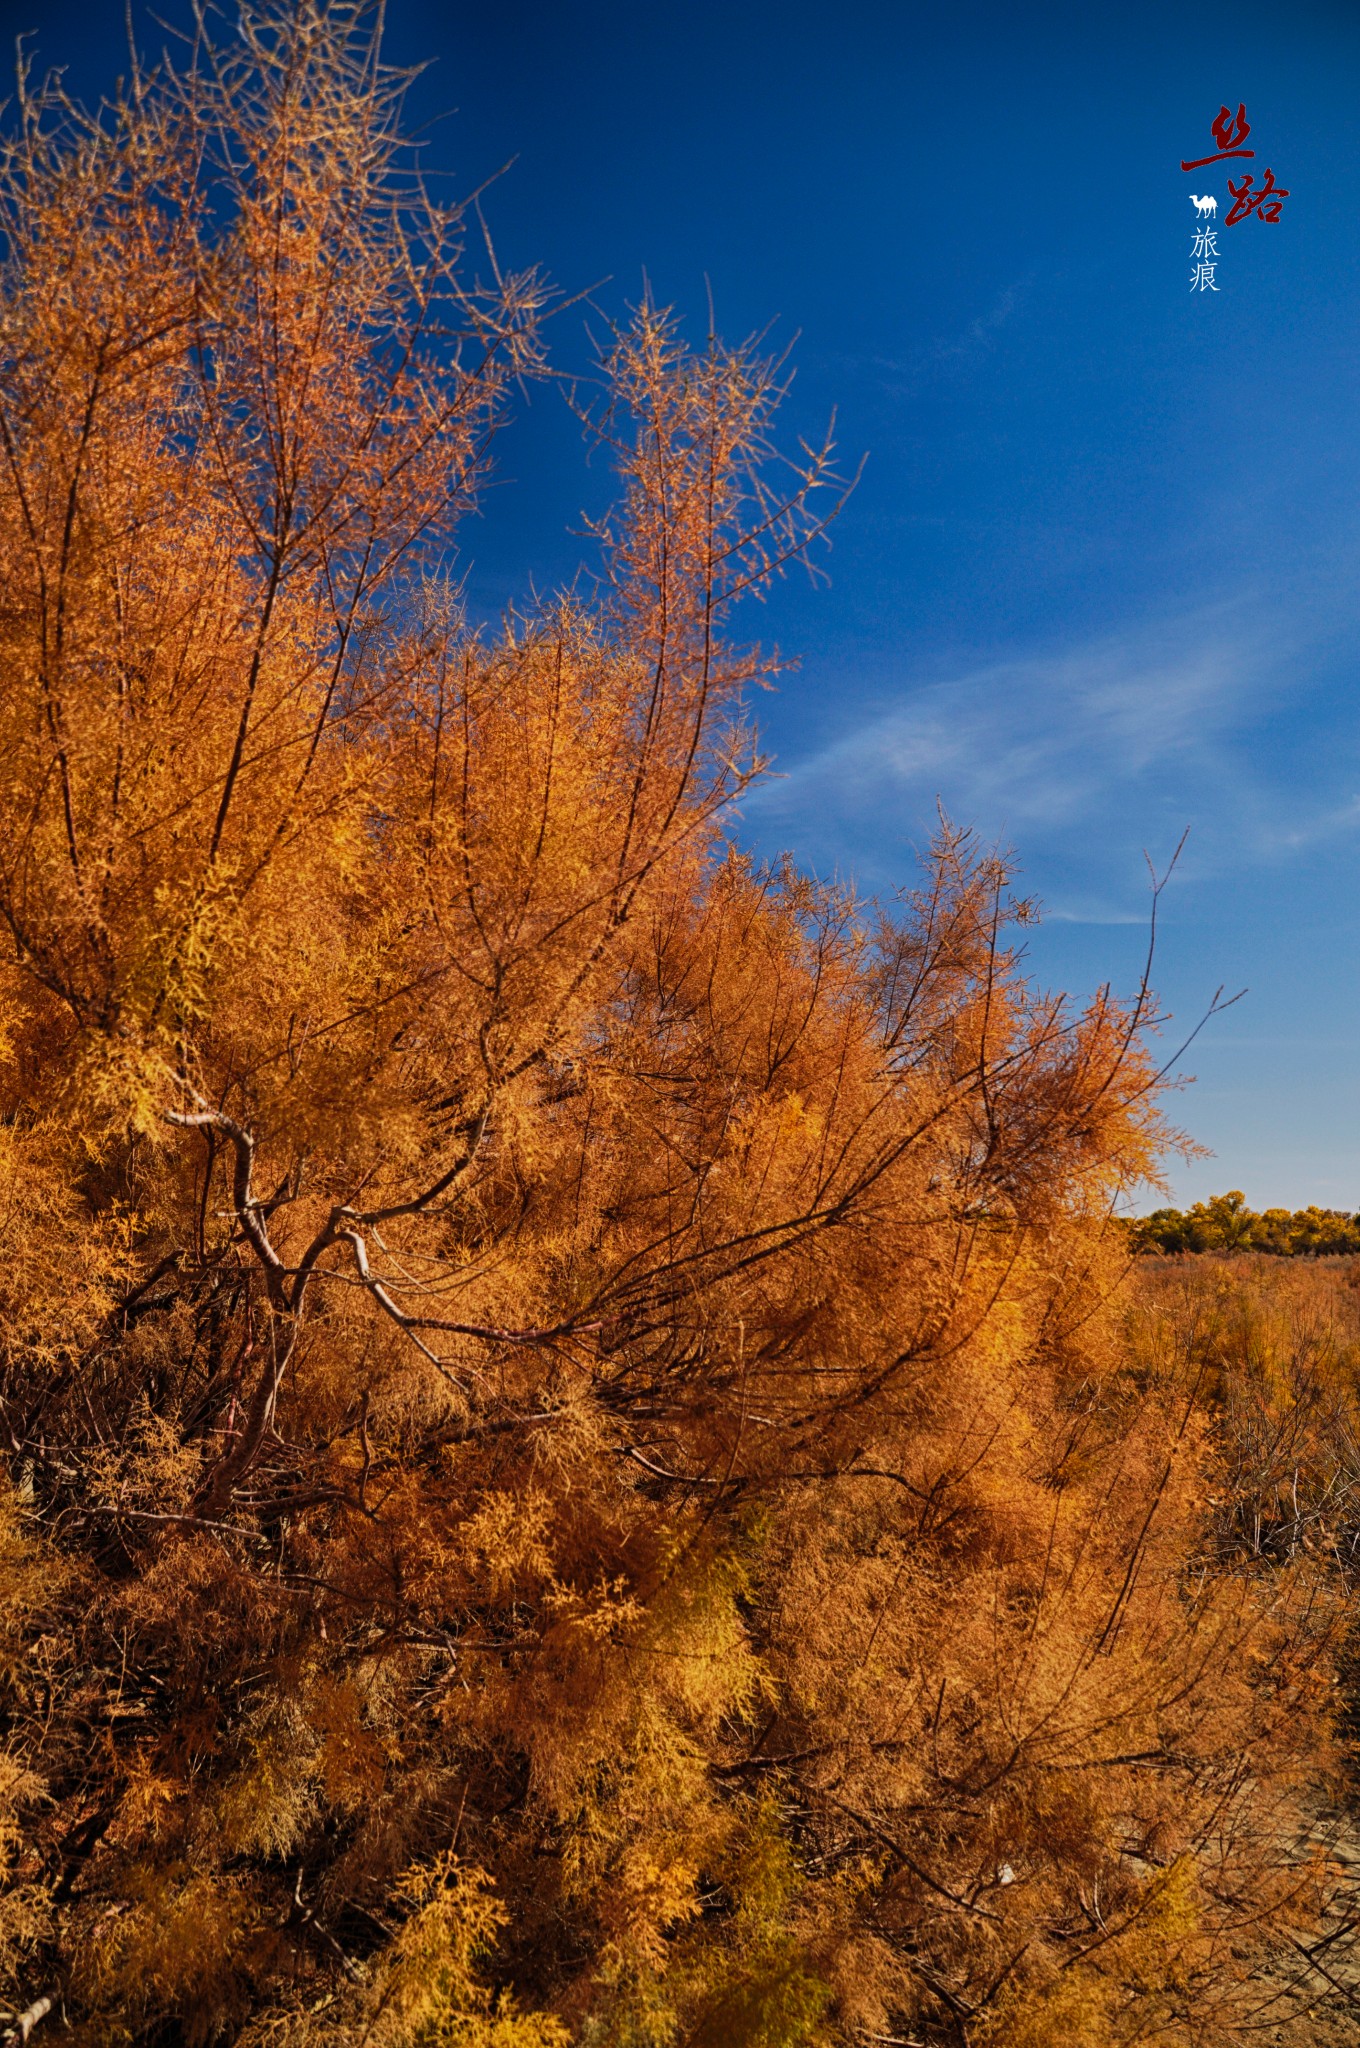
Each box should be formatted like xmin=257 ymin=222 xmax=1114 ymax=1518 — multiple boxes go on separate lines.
xmin=743 ymin=590 xmax=1358 ymax=905
xmin=924 ymin=278 xmax=1031 ymax=373
xmin=1254 ymin=790 xmax=1360 ymax=855
xmin=841 ymin=277 xmax=1034 ymax=395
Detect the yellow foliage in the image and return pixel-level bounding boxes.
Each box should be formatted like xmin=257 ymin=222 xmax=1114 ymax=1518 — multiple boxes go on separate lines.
xmin=361 ymin=1855 xmax=570 ymax=2048
xmin=0 ymin=7 xmax=1351 ymax=2046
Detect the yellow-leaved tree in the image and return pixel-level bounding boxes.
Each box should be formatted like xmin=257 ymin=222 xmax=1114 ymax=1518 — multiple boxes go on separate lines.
xmin=0 ymin=6 xmax=1350 ymax=2045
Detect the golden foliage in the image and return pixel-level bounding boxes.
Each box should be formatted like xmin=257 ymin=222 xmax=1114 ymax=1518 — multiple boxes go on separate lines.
xmin=0 ymin=7 xmax=1352 ymax=2045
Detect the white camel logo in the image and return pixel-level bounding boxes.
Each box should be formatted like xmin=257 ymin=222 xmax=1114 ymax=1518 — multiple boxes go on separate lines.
xmin=1190 ymin=193 xmax=1217 ymax=217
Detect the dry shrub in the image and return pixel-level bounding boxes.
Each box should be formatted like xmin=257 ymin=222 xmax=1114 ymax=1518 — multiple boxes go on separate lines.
xmin=0 ymin=7 xmax=1351 ymax=2045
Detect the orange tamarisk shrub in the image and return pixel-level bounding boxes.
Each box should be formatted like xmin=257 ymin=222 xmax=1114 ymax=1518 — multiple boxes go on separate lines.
xmin=0 ymin=7 xmax=1352 ymax=2044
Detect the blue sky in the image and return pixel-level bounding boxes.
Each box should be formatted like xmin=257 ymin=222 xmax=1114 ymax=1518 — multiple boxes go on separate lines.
xmin=8 ymin=0 xmax=1360 ymax=1207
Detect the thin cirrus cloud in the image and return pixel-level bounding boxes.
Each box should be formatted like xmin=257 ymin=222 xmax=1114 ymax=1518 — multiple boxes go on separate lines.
xmin=743 ymin=591 xmax=1354 ymax=917
xmin=839 ymin=277 xmax=1034 ymax=399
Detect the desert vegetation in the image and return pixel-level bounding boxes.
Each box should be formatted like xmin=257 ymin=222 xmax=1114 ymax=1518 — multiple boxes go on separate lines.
xmin=0 ymin=6 xmax=1358 ymax=2045
xmin=1133 ymin=1193 xmax=1360 ymax=1258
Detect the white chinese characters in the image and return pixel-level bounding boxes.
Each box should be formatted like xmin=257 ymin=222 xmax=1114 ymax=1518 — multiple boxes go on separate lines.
xmin=1190 ymin=221 xmax=1220 ymax=291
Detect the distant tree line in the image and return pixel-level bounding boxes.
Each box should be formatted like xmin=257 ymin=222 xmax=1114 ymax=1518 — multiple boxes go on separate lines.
xmin=1132 ymin=1189 xmax=1360 ymax=1256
